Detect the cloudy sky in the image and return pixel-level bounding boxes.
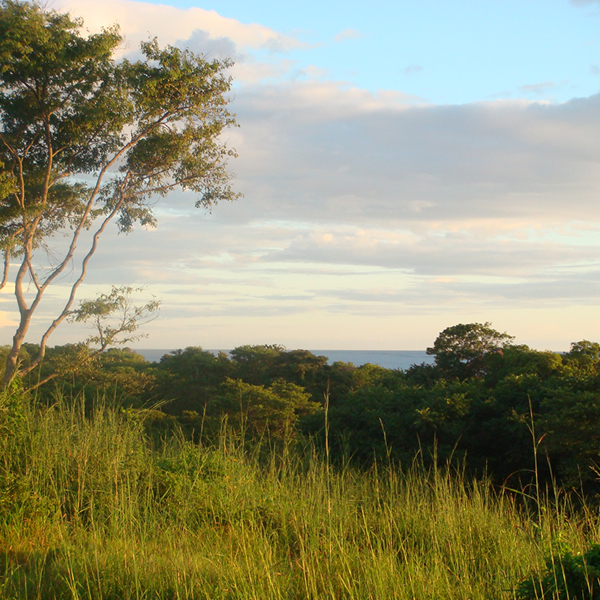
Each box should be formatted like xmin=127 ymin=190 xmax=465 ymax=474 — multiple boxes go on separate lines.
xmin=5 ymin=0 xmax=600 ymax=352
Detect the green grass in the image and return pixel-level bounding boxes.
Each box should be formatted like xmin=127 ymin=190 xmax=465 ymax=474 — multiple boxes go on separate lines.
xmin=0 ymin=392 xmax=598 ymax=599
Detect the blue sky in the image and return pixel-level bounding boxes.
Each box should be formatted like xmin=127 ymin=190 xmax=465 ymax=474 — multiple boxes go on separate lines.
xmin=4 ymin=0 xmax=600 ymax=352
xmin=145 ymin=0 xmax=600 ymax=104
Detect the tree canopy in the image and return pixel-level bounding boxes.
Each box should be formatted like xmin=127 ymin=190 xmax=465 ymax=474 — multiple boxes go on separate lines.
xmin=0 ymin=0 xmax=239 ymax=384
xmin=14 ymin=325 xmax=600 ymax=492
xmin=426 ymin=322 xmax=514 ymax=379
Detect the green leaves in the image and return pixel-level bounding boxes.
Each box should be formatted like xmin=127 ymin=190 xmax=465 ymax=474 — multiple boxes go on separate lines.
xmin=211 ymin=377 xmax=322 ymax=440
xmin=0 ymin=0 xmax=238 ymax=243
xmin=517 ymin=543 xmax=600 ymax=600
xmin=68 ymin=286 xmax=160 ymax=351
xmin=427 ymin=322 xmax=515 ymax=379
xmin=0 ymin=1 xmax=239 ymax=383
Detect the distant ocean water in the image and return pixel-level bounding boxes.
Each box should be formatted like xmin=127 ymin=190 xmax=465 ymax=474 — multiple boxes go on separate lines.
xmin=133 ymin=349 xmax=434 ymax=371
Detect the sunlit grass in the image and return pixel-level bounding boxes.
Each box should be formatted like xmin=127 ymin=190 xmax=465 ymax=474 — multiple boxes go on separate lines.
xmin=0 ymin=392 xmax=598 ymax=599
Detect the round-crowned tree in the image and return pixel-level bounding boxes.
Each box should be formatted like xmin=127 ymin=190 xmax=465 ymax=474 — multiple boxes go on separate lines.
xmin=426 ymin=322 xmax=514 ymax=379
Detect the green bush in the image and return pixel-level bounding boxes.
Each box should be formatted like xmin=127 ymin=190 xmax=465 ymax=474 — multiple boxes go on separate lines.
xmin=516 ymin=543 xmax=600 ymax=600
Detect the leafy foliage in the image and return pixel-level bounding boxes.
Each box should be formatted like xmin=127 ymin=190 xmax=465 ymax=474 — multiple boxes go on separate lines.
xmin=11 ymin=324 xmax=600 ymax=493
xmin=517 ymin=543 xmax=600 ymax=600
xmin=68 ymin=286 xmax=160 ymax=351
xmin=427 ymin=322 xmax=514 ymax=379
xmin=207 ymin=377 xmax=322 ymax=441
xmin=0 ymin=0 xmax=238 ymax=383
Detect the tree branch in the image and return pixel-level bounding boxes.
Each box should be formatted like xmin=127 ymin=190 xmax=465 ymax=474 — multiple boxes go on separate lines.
xmin=0 ymin=246 xmax=11 ymax=291
xmin=26 ymin=254 xmax=41 ymax=293
xmin=23 ymin=187 xmax=129 ymax=373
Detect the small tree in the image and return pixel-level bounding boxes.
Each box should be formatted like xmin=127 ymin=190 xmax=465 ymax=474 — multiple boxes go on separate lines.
xmin=566 ymin=340 xmax=600 ymax=364
xmin=210 ymin=378 xmax=322 ymax=442
xmin=0 ymin=1 xmax=239 ymax=384
xmin=427 ymin=322 xmax=514 ymax=379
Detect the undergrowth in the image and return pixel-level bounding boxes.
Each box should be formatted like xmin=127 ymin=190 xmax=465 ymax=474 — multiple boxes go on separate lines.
xmin=0 ymin=391 xmax=599 ymax=599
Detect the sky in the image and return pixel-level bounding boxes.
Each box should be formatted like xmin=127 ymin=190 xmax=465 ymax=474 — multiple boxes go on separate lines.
xmin=3 ymin=0 xmax=600 ymax=352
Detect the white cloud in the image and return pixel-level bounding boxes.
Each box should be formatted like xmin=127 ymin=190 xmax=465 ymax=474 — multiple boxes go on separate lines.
xmin=10 ymin=0 xmax=600 ymax=351
xmin=520 ymin=81 xmax=556 ymax=94
xmin=55 ymin=0 xmax=304 ymax=85
xmin=299 ymin=65 xmax=330 ymax=80
xmin=230 ymin=82 xmax=600 ymax=230
xmin=56 ymin=72 xmax=600 ymax=306
xmin=175 ymin=29 xmax=241 ymax=61
xmin=0 ymin=312 xmax=17 ymax=330
xmin=333 ymin=28 xmax=362 ymax=43
xmin=56 ymin=0 xmax=304 ymax=54
xmin=17 ymin=70 xmax=600 ymax=331
xmin=233 ymin=59 xmax=298 ymax=85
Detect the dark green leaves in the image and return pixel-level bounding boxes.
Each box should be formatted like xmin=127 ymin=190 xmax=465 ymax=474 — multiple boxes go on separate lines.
xmin=427 ymin=322 xmax=515 ymax=379
xmin=0 ymin=1 xmax=239 ymax=383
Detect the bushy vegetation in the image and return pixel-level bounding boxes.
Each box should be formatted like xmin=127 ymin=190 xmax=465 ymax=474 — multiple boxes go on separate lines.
xmin=2 ymin=323 xmax=600 ymax=597
xmin=10 ymin=324 xmax=600 ymax=494
xmin=1 ymin=390 xmax=600 ymax=599
xmin=517 ymin=543 xmax=600 ymax=600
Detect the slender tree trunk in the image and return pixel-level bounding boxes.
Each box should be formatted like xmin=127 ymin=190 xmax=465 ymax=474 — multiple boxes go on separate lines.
xmin=4 ymin=313 xmax=30 ymax=386
xmin=4 ymin=267 xmax=33 ymax=385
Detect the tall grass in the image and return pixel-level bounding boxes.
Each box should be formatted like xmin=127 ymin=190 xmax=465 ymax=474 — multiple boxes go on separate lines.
xmin=0 ymin=391 xmax=598 ymax=599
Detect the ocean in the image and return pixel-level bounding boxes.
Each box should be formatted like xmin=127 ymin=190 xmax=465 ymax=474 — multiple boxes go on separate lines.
xmin=133 ymin=349 xmax=434 ymax=371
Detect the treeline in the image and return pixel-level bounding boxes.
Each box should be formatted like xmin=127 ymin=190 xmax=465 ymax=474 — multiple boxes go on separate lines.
xmin=6 ymin=323 xmax=600 ymax=493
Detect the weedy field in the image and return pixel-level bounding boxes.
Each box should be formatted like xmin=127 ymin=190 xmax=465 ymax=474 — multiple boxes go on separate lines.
xmin=0 ymin=393 xmax=599 ymax=600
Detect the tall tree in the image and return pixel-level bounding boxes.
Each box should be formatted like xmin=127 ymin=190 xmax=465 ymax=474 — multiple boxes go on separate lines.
xmin=0 ymin=1 xmax=239 ymax=384
xmin=426 ymin=322 xmax=514 ymax=379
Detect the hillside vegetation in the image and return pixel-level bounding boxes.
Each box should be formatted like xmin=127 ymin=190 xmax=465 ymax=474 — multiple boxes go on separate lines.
xmin=2 ymin=324 xmax=600 ymax=598
xmin=1 ymin=392 xmax=599 ymax=599
xmin=9 ymin=324 xmax=600 ymax=492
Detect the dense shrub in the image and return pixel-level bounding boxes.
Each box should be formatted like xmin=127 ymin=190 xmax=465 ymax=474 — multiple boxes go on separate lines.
xmin=517 ymin=543 xmax=600 ymax=600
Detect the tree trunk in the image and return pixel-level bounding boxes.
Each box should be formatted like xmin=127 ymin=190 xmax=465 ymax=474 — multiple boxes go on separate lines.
xmin=4 ymin=313 xmax=30 ymax=386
